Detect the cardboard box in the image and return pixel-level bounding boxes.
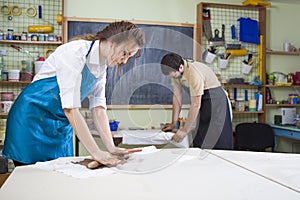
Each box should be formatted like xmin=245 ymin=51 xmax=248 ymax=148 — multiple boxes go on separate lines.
xmin=278 ymin=108 xmax=296 ymax=125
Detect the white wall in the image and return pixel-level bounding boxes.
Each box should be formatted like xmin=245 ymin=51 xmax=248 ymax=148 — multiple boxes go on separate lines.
xmin=64 ymin=0 xmax=300 ymax=152
xmin=65 ymin=0 xmax=240 ymax=24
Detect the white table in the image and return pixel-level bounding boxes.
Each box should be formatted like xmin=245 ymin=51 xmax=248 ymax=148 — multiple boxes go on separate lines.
xmin=1 ymin=148 xmax=300 ymax=200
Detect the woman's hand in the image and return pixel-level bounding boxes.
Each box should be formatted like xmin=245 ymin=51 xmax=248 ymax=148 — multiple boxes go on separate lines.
xmin=172 ymin=130 xmax=188 ymax=143
xmin=161 ymin=123 xmax=175 ymax=132
xmin=87 ymin=148 xmax=142 ymax=169
xmin=109 ymin=147 xmax=130 ymax=156
xmin=93 ymin=151 xmax=122 ymax=165
xmin=91 ymin=150 xmax=124 ymax=168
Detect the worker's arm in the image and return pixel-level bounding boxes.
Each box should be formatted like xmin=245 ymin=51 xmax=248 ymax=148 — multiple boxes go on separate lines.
xmin=162 ymin=83 xmax=182 ymax=132
xmin=91 ymin=106 xmax=128 ymax=155
xmin=172 ymin=95 xmax=201 ymax=142
xmin=64 ymin=108 xmax=121 ymax=166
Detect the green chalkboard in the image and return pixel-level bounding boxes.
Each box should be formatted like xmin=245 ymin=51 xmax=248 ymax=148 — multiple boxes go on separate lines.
xmin=65 ymin=18 xmax=194 ymax=105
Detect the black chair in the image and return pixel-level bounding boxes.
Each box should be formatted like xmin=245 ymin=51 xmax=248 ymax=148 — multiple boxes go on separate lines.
xmin=234 ymin=122 xmax=275 ymax=152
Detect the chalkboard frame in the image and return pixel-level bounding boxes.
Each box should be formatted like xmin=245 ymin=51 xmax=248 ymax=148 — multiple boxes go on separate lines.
xmin=63 ymin=17 xmax=195 ymax=109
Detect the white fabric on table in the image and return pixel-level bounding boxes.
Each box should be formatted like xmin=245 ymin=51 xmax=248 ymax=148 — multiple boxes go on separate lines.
xmin=32 ymin=156 xmax=116 ymax=179
xmin=31 ymin=146 xmax=194 ymax=179
xmin=121 ymin=129 xmax=190 ymax=148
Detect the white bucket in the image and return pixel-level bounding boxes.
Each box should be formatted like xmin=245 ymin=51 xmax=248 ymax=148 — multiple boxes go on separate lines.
xmin=218 ymin=57 xmax=229 ymax=69
xmin=34 ymin=61 xmax=44 ymax=74
xmin=7 ymin=70 xmax=20 ymax=81
xmin=241 ymin=62 xmax=253 ymax=74
xmin=203 ymin=50 xmax=216 ymax=64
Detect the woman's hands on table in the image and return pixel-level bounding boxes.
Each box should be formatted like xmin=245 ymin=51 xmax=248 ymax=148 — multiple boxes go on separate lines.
xmin=87 ymin=148 xmax=142 ymax=169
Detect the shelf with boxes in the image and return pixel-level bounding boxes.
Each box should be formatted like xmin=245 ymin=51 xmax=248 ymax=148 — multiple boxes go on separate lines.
xmin=0 ymin=40 xmax=62 ymax=45
xmin=265 ymin=48 xmax=300 ymax=125
xmin=224 ymin=83 xmax=264 ymax=114
xmin=0 ymin=40 xmax=61 ymax=117
xmin=265 ymin=85 xmax=300 ymax=107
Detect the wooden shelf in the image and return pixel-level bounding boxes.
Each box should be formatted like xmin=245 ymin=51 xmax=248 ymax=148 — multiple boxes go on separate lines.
xmin=266 ymin=49 xmax=300 ymax=56
xmin=266 ymin=84 xmax=300 ymax=88
xmin=0 ymin=113 xmax=8 ymax=119
xmin=107 ymin=104 xmax=190 ymax=109
xmin=0 ymin=40 xmax=62 ymax=45
xmin=233 ymin=111 xmax=264 ymax=114
xmin=266 ymin=104 xmax=300 ymax=107
xmin=223 ymin=83 xmax=262 ymax=88
xmin=0 ymin=81 xmax=31 ymax=85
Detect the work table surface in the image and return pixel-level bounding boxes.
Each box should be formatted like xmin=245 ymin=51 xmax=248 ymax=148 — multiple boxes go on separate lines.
xmin=1 ymin=148 xmax=300 ymax=200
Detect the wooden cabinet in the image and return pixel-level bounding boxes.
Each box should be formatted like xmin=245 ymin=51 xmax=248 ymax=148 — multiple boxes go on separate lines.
xmin=195 ymin=2 xmax=267 ymax=127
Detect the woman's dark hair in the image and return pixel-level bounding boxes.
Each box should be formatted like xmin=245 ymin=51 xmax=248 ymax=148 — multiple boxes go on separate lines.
xmin=71 ymin=21 xmax=145 ymax=60
xmin=160 ymin=52 xmax=184 ymax=75
xmin=71 ymin=21 xmax=145 ymax=72
xmin=72 ymin=21 xmax=144 ymax=45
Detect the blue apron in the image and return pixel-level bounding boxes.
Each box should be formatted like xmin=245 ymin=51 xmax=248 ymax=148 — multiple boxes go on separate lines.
xmin=3 ymin=41 xmax=97 ymax=164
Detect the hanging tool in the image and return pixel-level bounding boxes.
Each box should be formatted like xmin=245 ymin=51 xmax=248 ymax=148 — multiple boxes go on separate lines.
xmin=28 ymin=25 xmax=53 ymax=33
xmin=38 ymin=5 xmax=42 ymax=19
xmin=10 ymin=44 xmax=39 ymax=60
xmin=209 ymin=24 xmax=225 ymax=47
xmin=258 ymin=35 xmax=263 ymax=82
xmin=27 ymin=5 xmax=54 ymax=33
xmin=226 ymin=25 xmax=241 ymax=50
xmin=202 ymin=9 xmax=212 ymax=41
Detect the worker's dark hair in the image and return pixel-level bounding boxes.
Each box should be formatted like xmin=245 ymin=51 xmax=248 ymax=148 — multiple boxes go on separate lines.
xmin=71 ymin=21 xmax=145 ymax=68
xmin=160 ymin=52 xmax=184 ymax=75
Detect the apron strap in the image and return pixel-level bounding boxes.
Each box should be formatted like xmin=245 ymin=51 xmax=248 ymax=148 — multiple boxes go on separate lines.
xmin=86 ymin=40 xmax=95 ymax=58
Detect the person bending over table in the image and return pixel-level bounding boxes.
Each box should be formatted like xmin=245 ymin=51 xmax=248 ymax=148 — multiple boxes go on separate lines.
xmin=160 ymin=52 xmax=233 ymax=150
xmin=3 ymin=21 xmax=145 ymax=166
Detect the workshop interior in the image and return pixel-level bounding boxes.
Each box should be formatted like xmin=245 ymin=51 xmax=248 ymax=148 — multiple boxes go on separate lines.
xmin=0 ymin=0 xmax=300 ymax=199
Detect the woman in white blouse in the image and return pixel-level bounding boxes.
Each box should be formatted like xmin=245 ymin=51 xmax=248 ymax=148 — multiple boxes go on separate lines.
xmin=3 ymin=21 xmax=145 ymax=166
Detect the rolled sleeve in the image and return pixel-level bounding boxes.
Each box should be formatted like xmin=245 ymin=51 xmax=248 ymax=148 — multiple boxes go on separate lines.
xmin=88 ymin=74 xmax=107 ymax=110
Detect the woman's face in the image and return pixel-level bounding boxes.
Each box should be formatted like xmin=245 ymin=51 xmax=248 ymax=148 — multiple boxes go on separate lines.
xmin=107 ymin=41 xmax=140 ymax=67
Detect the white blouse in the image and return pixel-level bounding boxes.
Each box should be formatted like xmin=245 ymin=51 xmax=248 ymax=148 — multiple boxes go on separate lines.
xmin=33 ymin=40 xmax=107 ymax=110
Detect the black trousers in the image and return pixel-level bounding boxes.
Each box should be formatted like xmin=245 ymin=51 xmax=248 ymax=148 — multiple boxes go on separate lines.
xmin=193 ymin=87 xmax=233 ymax=150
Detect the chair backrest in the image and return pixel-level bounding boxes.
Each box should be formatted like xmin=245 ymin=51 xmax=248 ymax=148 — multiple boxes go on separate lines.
xmin=234 ymin=122 xmax=275 ymax=152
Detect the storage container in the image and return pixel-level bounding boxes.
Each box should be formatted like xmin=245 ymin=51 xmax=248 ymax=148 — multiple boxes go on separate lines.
xmin=20 ymin=71 xmax=33 ymax=82
xmin=1 ymin=92 xmax=14 ymax=101
xmin=235 ymin=98 xmax=245 ymax=111
xmin=7 ymin=70 xmax=20 ymax=81
xmin=34 ymin=61 xmax=44 ymax=74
